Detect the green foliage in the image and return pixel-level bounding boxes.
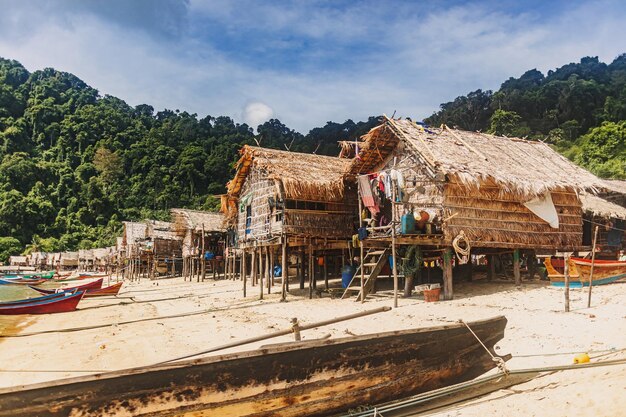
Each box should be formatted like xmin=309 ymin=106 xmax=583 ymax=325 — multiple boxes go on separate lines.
xmin=0 ymin=56 xmax=376 ymax=253
xmin=425 ymin=54 xmax=626 ymax=178
xmin=0 ymin=236 xmax=21 ymax=263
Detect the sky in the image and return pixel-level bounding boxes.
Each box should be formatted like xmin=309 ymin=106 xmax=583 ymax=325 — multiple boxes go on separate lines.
xmin=0 ymin=0 xmax=625 ymax=133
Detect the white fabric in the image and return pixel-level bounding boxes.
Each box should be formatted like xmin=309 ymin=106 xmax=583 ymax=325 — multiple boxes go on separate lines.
xmin=523 ymin=193 xmax=559 ymax=229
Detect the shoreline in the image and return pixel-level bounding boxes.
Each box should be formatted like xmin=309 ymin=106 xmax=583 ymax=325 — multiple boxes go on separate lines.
xmin=0 ymin=276 xmax=624 ymax=415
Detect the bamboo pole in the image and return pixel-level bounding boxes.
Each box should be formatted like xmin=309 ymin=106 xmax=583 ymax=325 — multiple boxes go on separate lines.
xmin=270 ymin=247 xmax=275 ymax=287
xmin=201 ymin=224 xmax=206 ymax=281
xmin=242 ymin=249 xmax=247 ymax=297
xmin=281 ymin=236 xmax=288 ymax=301
xmin=259 ymin=247 xmax=264 ymax=300
xmin=564 ymin=253 xmax=570 ymax=312
xmin=358 ymin=176 xmax=365 ymax=303
xmin=309 ymin=243 xmax=313 ymax=299
xmin=587 ymin=226 xmax=599 ymax=308
xmin=513 ymin=249 xmax=521 ymax=287
xmin=266 ymin=248 xmax=271 ymax=294
xmin=323 ymin=254 xmax=328 ymax=290
xmin=251 ymin=248 xmax=256 ymax=287
xmin=392 ymin=178 xmax=399 ymax=308
xmin=155 ymin=306 xmax=392 ymax=365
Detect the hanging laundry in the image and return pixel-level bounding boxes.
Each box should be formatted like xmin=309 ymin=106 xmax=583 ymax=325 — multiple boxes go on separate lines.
xmin=359 ymin=176 xmax=380 ymax=215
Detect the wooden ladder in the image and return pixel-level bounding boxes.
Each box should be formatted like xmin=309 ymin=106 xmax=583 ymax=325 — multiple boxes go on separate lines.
xmin=341 ymin=248 xmax=390 ymax=301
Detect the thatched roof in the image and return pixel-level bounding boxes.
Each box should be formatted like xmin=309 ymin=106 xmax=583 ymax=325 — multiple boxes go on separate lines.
xmin=171 ymin=208 xmax=225 ymax=234
xmin=580 ymin=193 xmax=626 ymax=220
xmin=227 ymin=145 xmax=352 ymax=202
xmin=602 ymin=179 xmax=626 ymax=194
xmin=124 ymin=222 xmax=147 ymax=245
xmin=9 ymin=256 xmax=27 ymax=264
xmin=145 ymin=220 xmax=181 ymax=241
xmin=352 ymin=118 xmax=603 ymax=197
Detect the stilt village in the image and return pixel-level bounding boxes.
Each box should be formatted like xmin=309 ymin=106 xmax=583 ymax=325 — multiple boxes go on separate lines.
xmin=2 ymin=117 xmax=626 ymax=416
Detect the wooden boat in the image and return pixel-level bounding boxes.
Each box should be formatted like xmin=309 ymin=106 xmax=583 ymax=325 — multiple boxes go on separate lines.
xmin=0 ymin=291 xmax=84 ymax=315
xmin=3 ymin=271 xmax=55 ymax=280
xmin=28 ymin=278 xmax=104 ymax=295
xmin=83 ymin=282 xmax=123 ymax=297
xmin=545 ymin=257 xmax=626 ymax=288
xmin=0 ymin=316 xmax=508 ymax=417
xmin=0 ymin=278 xmax=46 ymax=286
xmin=0 ymin=291 xmax=75 ymax=306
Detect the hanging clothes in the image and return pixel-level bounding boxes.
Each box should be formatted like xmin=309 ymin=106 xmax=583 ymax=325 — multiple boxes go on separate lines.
xmin=359 ymin=175 xmax=380 ymax=215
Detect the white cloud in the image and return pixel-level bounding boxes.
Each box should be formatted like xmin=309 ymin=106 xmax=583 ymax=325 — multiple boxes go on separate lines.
xmin=0 ymin=1 xmax=624 ymax=133
xmin=242 ymin=102 xmax=274 ymax=130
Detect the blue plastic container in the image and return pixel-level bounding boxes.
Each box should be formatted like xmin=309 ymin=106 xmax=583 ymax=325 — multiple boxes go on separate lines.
xmin=401 ymin=213 xmax=415 ymax=234
xmin=341 ymin=265 xmax=356 ymax=288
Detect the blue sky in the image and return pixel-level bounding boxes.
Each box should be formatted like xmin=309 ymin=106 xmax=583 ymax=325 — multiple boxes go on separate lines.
xmin=0 ymin=0 xmax=625 ymax=132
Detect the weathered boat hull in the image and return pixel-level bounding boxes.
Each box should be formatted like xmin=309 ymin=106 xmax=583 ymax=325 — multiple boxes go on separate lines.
xmin=0 ymin=316 xmax=507 ymax=417
xmin=547 ymin=257 xmax=626 ymax=288
xmin=0 ymin=278 xmax=46 ymax=286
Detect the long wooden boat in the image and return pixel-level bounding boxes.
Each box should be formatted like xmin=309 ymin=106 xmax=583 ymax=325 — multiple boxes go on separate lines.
xmin=0 ymin=291 xmax=75 ymax=306
xmin=3 ymin=271 xmax=55 ymax=280
xmin=0 ymin=291 xmax=84 ymax=315
xmin=28 ymin=278 xmax=103 ymax=295
xmin=83 ymin=282 xmax=123 ymax=297
xmin=0 ymin=278 xmax=46 ymax=286
xmin=545 ymin=257 xmax=626 ymax=288
xmin=0 ymin=316 xmax=508 ymax=417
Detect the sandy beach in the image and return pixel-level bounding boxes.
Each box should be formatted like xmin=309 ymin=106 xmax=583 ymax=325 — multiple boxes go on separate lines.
xmin=0 ymin=274 xmax=625 ymax=416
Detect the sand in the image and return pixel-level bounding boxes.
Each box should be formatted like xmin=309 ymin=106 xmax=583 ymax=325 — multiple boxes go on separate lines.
xmin=0 ymin=275 xmax=625 ymax=416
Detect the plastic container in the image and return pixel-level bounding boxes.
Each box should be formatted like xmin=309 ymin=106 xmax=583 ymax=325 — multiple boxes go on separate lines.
xmin=423 ymin=287 xmax=441 ymax=302
xmin=341 ymin=265 xmax=356 ymax=288
xmin=401 ymin=213 xmax=416 ymax=234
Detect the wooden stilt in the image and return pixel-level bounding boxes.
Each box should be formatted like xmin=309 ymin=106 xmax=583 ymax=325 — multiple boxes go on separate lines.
xmin=259 ymin=247 xmax=264 ymax=300
xmin=513 ymin=249 xmax=521 ymax=287
xmin=564 ymin=253 xmax=570 ymax=312
xmin=270 ymin=248 xmax=275 ymax=287
xmin=391 ymin=182 xmax=399 ymax=308
xmin=488 ymin=254 xmax=495 ymax=281
xmin=267 ymin=248 xmax=271 ymax=294
xmin=443 ymin=248 xmax=454 ymax=300
xmin=242 ymin=249 xmax=247 ymax=297
xmin=281 ymin=236 xmax=288 ymax=301
xmin=201 ymin=223 xmax=206 ymax=281
xmin=308 ymin=244 xmax=313 ymax=299
xmin=250 ymin=248 xmax=257 ymax=288
xmin=588 ymin=226 xmax=599 ymax=308
xmin=324 ymin=255 xmax=328 ymax=291
xmin=299 ymin=250 xmax=305 ymax=289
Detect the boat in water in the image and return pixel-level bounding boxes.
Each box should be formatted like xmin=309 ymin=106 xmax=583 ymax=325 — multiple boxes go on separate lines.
xmin=545 ymin=257 xmax=626 ymax=287
xmin=0 ymin=278 xmax=46 ymax=286
xmin=0 ymin=316 xmax=508 ymax=417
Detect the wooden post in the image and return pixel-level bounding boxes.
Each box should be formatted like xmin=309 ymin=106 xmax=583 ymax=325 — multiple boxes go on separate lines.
xmin=488 ymin=254 xmax=495 ymax=281
xmin=266 ymin=248 xmax=271 ymax=294
xmin=201 ymin=224 xmax=206 ymax=281
xmin=358 ymin=177 xmax=365 ymax=303
xmin=291 ymin=318 xmax=301 ymax=341
xmin=564 ymin=253 xmax=570 ymax=312
xmin=513 ymin=249 xmax=521 ymax=287
xmin=250 ymin=248 xmax=256 ymax=288
xmin=309 ymin=244 xmax=313 ymax=299
xmin=259 ymin=247 xmax=264 ymax=300
xmin=588 ymin=226 xmax=599 ymax=308
xmin=270 ymin=247 xmax=275 ymax=287
xmin=299 ymin=249 xmax=305 ymax=289
xmin=281 ymin=237 xmax=288 ymax=301
xmin=323 ymin=254 xmax=328 ymax=290
xmin=443 ymin=248 xmax=454 ymax=300
xmin=391 ymin=181 xmax=399 ymax=308
xmin=242 ymin=249 xmax=247 ymax=297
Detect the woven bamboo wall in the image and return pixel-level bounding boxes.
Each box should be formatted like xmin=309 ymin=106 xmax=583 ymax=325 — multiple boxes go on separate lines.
xmin=442 ymin=178 xmax=583 ymax=249
xmin=236 ymin=167 xmax=280 ymax=242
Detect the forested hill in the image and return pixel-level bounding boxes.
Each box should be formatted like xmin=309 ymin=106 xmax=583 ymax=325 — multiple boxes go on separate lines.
xmin=425 ymin=55 xmax=626 ymax=180
xmin=0 ymin=57 xmax=377 ymax=259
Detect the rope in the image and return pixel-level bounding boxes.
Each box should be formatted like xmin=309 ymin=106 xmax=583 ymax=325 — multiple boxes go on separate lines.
xmin=452 ymin=230 xmax=470 ymax=264
xmin=460 ymin=319 xmax=508 ymax=375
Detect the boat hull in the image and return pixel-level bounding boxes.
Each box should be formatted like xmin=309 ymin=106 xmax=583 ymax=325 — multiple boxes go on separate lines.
xmin=83 ymin=282 xmax=123 ymax=297
xmin=28 ymin=278 xmax=103 ymax=295
xmin=0 ymin=278 xmax=46 ymax=286
xmin=0 ymin=292 xmax=74 ymax=306
xmin=0 ymin=316 xmax=507 ymax=417
xmin=547 ymin=257 xmax=626 ymax=287
xmin=0 ymin=291 xmax=84 ymax=315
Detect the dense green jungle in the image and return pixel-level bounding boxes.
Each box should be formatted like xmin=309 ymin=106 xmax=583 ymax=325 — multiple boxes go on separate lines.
xmin=0 ymin=54 xmax=624 ymax=260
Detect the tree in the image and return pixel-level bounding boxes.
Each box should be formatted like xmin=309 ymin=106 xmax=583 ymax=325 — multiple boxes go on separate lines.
xmin=0 ymin=236 xmax=21 ymax=263
xmin=487 ymin=109 xmax=526 ymax=137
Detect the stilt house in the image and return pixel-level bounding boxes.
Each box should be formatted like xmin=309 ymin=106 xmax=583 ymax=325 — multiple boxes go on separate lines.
xmin=348 ymin=116 xmax=604 ymax=299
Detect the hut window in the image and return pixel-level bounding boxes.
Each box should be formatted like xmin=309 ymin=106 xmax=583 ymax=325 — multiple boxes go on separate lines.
xmin=245 ymin=205 xmax=252 ymax=235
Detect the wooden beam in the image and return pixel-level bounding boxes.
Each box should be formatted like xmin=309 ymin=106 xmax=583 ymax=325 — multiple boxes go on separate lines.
xmin=443 ymin=248 xmax=453 ymax=300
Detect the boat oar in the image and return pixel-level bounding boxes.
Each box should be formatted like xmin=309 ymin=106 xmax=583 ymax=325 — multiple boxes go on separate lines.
xmin=154 ymin=306 xmax=391 ymax=365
